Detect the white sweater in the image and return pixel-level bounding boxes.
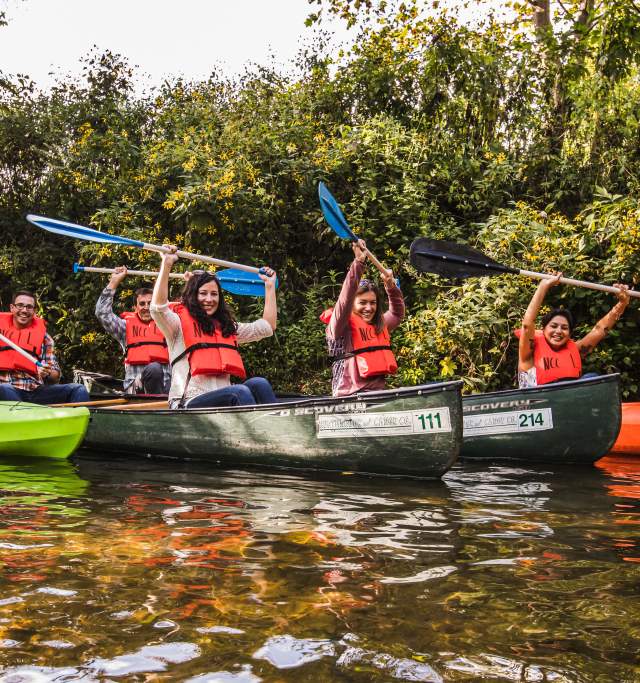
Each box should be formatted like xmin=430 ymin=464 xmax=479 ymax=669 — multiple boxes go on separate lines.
xmin=150 ymin=303 xmax=273 ymax=407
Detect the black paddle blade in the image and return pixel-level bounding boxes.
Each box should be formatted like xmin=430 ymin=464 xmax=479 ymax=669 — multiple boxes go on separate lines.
xmin=409 ymin=238 xmax=518 ymax=279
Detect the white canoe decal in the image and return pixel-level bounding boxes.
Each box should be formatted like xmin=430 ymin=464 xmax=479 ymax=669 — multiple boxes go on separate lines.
xmin=464 ymin=408 xmax=553 ymax=437
xmin=316 ymin=407 xmax=451 ymax=439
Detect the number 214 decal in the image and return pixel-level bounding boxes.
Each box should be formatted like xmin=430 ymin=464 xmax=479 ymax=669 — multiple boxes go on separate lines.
xmin=519 ymin=411 xmax=545 ymax=428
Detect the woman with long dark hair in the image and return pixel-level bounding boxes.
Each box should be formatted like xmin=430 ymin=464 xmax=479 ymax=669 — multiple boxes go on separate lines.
xmin=151 ymin=247 xmax=278 ymax=408
xmin=517 ymin=273 xmax=630 ymax=388
xmin=320 ymin=239 xmax=405 ymax=397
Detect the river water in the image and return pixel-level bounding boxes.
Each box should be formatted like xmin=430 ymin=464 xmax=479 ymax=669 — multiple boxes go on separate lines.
xmin=0 ymin=454 xmax=638 ymax=682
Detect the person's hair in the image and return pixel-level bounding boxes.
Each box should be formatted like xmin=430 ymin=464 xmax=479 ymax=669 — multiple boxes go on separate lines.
xmin=11 ymin=290 xmax=37 ymax=306
xmin=355 ymin=279 xmax=385 ymax=334
xmin=541 ymin=307 xmax=575 ymax=333
xmin=181 ymin=271 xmax=237 ymax=337
xmin=134 ymin=287 xmax=153 ymax=303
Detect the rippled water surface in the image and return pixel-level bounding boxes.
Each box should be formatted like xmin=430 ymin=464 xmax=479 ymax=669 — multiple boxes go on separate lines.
xmin=0 ymin=453 xmax=639 ymax=682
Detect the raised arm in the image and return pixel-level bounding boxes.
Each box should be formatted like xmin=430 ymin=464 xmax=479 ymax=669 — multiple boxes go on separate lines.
xmin=152 ymin=246 xmax=179 ymax=307
xmin=327 ymin=240 xmax=367 ymax=339
xmin=381 ymin=269 xmax=405 ymax=332
xmin=259 ymin=267 xmax=278 ymax=331
xmin=95 ymin=266 xmax=128 ymax=348
xmin=576 ymin=284 xmax=630 ymax=357
xmin=518 ymin=275 xmax=560 ymax=370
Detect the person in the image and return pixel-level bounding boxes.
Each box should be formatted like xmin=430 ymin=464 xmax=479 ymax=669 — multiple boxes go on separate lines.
xmin=517 ymin=274 xmax=631 ymax=388
xmin=321 ymin=239 xmax=405 ymax=397
xmin=95 ymin=266 xmax=171 ymax=394
xmin=150 ymin=247 xmax=278 ymax=409
xmin=0 ymin=290 xmax=90 ymax=404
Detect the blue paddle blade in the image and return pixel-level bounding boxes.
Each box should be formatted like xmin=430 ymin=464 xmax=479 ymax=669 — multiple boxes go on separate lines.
xmin=318 ymin=182 xmax=358 ymax=241
xmin=215 ymin=268 xmax=279 ymax=298
xmin=26 ymin=215 xmax=145 ymax=247
xmin=73 ymin=263 xmax=83 ymax=273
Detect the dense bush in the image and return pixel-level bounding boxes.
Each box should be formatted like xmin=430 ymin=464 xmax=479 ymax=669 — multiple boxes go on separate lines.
xmin=1 ymin=1 xmax=640 ymax=396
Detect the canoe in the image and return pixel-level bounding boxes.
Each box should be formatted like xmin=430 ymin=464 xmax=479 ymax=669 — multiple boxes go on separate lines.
xmin=460 ymin=374 xmax=621 ymax=464
xmin=608 ymin=402 xmax=640 ymax=456
xmin=80 ymin=381 xmax=463 ymax=478
xmin=0 ymin=401 xmax=90 ymax=459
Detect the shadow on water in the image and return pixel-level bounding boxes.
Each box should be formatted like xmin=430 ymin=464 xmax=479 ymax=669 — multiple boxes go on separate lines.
xmin=0 ymin=452 xmax=638 ymax=681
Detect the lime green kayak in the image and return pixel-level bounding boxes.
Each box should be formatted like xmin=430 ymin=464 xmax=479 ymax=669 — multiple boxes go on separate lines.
xmin=0 ymin=401 xmax=90 ymax=459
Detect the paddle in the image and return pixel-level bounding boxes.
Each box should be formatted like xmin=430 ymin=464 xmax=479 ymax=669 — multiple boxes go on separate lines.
xmin=26 ymin=215 xmax=267 ymax=275
xmin=73 ymin=264 xmax=272 ymax=297
xmin=318 ymin=182 xmax=388 ymax=276
xmin=0 ymin=331 xmax=43 ymax=368
xmin=409 ymin=237 xmax=640 ymax=299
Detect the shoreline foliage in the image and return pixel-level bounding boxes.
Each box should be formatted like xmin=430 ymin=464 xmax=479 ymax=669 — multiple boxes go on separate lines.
xmin=1 ymin=0 xmax=640 ymax=395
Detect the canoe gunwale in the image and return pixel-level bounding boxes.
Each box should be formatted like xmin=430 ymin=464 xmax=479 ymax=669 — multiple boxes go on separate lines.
xmin=89 ymin=380 xmax=464 ymax=416
xmin=462 ymin=373 xmax=620 ymax=402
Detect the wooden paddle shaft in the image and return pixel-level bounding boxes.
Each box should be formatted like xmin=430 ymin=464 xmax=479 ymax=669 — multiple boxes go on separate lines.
xmin=0 ymin=331 xmax=41 ymax=366
xmin=50 ymin=398 xmax=129 ymax=407
xmin=520 ymin=269 xmax=640 ymax=299
xmin=79 ymin=265 xmax=184 ymax=279
xmin=363 ymin=247 xmax=389 ymax=277
xmin=142 ymin=243 xmax=262 ymax=275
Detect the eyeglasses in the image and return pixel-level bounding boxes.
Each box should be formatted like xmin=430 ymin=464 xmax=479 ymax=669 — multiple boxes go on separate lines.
xmin=12 ymin=303 xmax=35 ymax=311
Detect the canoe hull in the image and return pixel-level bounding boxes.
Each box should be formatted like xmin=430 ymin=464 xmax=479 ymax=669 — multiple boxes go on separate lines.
xmin=81 ymin=382 xmax=463 ymax=478
xmin=461 ymin=374 xmax=621 ymax=464
xmin=0 ymin=402 xmax=90 ymax=459
xmin=609 ymin=402 xmax=640 ymax=456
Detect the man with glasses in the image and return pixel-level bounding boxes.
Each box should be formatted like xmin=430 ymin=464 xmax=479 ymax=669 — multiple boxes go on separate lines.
xmin=95 ymin=266 xmax=171 ymax=394
xmin=0 ymin=290 xmax=90 ymax=403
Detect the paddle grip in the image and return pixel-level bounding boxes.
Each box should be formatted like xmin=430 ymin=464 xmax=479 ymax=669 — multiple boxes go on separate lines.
xmin=520 ymin=269 xmax=640 ymax=299
xmin=144 ymin=243 xmax=262 ymax=275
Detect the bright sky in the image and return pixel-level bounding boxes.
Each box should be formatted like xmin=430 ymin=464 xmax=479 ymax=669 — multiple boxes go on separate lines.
xmin=0 ymin=0 xmax=508 ymax=92
xmin=0 ymin=0 xmax=351 ymax=91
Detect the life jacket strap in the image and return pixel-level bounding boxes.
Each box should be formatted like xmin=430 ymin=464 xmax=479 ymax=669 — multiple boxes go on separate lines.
xmin=171 ymin=341 xmax=240 ymax=367
xmin=0 ymin=344 xmax=37 ymax=355
xmin=333 ymin=344 xmax=392 ymax=362
xmin=126 ymin=340 xmax=168 ymax=351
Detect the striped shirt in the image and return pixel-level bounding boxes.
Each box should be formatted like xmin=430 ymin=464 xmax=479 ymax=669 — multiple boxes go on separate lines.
xmin=0 ymin=332 xmax=60 ymax=392
xmin=95 ymin=288 xmax=171 ymax=394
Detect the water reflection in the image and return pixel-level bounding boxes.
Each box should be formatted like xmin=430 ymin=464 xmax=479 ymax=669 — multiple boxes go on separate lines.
xmin=596 ymin=456 xmax=640 ymax=564
xmin=0 ymin=454 xmax=637 ymax=681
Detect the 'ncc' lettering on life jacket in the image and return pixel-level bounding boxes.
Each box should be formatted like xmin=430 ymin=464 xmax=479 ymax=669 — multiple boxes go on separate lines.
xmin=131 ymin=325 xmax=147 ymax=338
xmin=358 ymin=327 xmax=375 ymax=342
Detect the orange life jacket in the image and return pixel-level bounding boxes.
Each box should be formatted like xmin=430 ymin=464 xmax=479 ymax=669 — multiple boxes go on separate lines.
xmin=516 ymin=329 xmax=582 ymax=384
xmin=120 ymin=312 xmax=169 ymax=365
xmin=320 ymin=308 xmax=398 ymax=378
xmin=0 ymin=311 xmax=46 ymax=377
xmin=173 ymin=304 xmax=246 ymax=379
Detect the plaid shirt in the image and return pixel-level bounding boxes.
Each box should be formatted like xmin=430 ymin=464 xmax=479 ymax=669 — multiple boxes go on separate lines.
xmin=0 ymin=332 xmax=60 ymax=392
xmin=95 ymin=288 xmax=170 ymax=394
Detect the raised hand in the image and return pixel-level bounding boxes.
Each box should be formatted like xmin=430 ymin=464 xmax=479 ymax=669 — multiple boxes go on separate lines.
xmin=107 ymin=265 xmax=128 ymax=290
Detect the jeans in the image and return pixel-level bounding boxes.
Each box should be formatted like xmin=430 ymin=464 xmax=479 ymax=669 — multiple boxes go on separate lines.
xmin=0 ymin=382 xmax=90 ymax=405
xmin=141 ymin=362 xmax=170 ymax=394
xmin=186 ymin=377 xmax=277 ymax=409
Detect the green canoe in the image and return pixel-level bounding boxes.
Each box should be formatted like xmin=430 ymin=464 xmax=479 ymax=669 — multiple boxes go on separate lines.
xmin=461 ymin=374 xmax=621 ymax=464
xmin=0 ymin=402 xmax=90 ymax=459
xmin=81 ymin=381 xmax=463 ymax=478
